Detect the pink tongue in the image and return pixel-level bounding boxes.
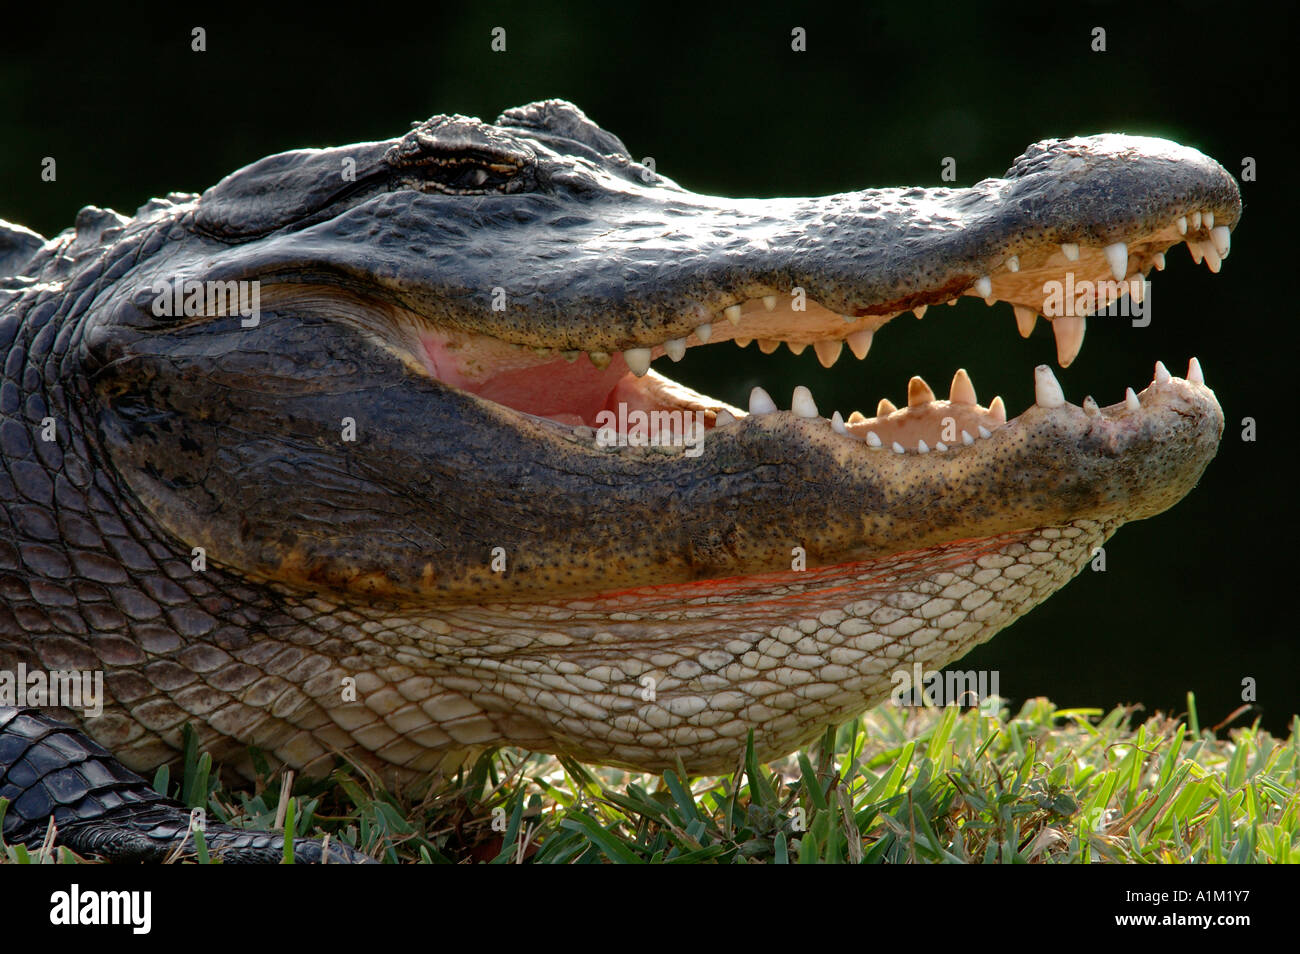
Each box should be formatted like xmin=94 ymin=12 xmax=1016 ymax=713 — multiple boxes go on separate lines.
xmin=418 ymin=331 xmax=631 ymax=425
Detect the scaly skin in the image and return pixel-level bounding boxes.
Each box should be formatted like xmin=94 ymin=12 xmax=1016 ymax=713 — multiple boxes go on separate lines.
xmin=0 ymin=101 xmax=1234 ymax=860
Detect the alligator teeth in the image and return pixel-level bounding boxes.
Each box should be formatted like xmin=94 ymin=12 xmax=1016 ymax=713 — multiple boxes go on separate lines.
xmin=1034 ymin=364 xmax=1065 ymax=408
xmin=961 ymin=430 xmax=974 ymax=445
xmin=791 ymin=386 xmax=819 ymax=418
xmin=846 ymin=329 xmax=873 ymax=360
xmin=1187 ymin=356 xmax=1204 ymax=384
xmin=735 ymin=336 xmax=752 ymax=347
xmin=842 ymin=314 xmax=856 ymax=323
xmin=907 ymin=375 xmax=936 ymax=407
xmin=1006 ymin=255 xmax=1020 ymax=272
xmin=624 ymin=348 xmax=652 ymax=376
xmin=916 ymin=439 xmax=930 ymax=454
xmin=1187 ymin=242 xmax=1204 ymax=265
xmin=1083 ymin=396 xmax=1099 ymax=416
xmin=814 ymin=339 xmax=843 ymax=368
xmin=949 ymin=368 xmax=977 ymax=405
xmin=758 ymin=338 xmax=781 ymax=354
xmin=1125 ymin=387 xmax=1140 ymax=411
xmin=891 ymin=441 xmax=905 ymax=454
xmin=664 ymin=338 xmax=687 ymax=361
xmin=878 ymin=398 xmax=898 ymax=416
xmin=749 ymin=386 xmax=777 ymax=414
xmin=1210 ymin=226 xmax=1230 ymax=257
xmin=947 ymin=299 xmax=958 ymax=307
xmin=694 ymin=323 xmax=712 ymax=343
xmin=847 ymin=411 xmax=867 ymax=424
xmin=1154 ymin=360 xmax=1171 ymax=383
xmin=989 ymin=395 xmax=1007 ymax=424
xmin=725 ymin=305 xmax=743 ymax=325
xmin=562 ymin=350 xmax=580 ymax=362
xmin=1153 ymin=251 xmax=1166 ymax=271
xmin=913 ymin=305 xmax=928 ymax=319
xmin=1061 ymin=243 xmax=1080 ymax=261
xmin=788 ymin=341 xmax=807 ymax=356
xmin=762 ymin=296 xmax=777 ymax=312
xmin=1191 ymin=210 xmax=1202 ymax=230
xmin=1203 ymin=245 xmax=1222 ymax=273
xmin=977 ymin=425 xmax=992 ymax=439
xmin=865 ymin=430 xmax=882 ymax=448
xmin=588 ymin=351 xmax=612 ymax=370
xmin=830 ymin=410 xmax=847 ymax=434
xmin=1014 ymin=305 xmax=1038 ymax=338
xmin=1103 ymin=242 xmax=1128 ymax=281
xmin=1176 ymin=215 xmax=1188 ymax=235
xmin=1203 ymin=211 xmax=1214 ymax=229
xmin=1052 ymin=316 xmax=1086 ymax=368
xmin=715 ymin=409 xmax=737 ymax=426
xmin=973 ymin=276 xmax=993 ymax=299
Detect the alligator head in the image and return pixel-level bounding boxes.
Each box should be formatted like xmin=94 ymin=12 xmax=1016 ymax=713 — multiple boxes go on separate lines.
xmin=1 ymin=100 xmax=1236 ymax=779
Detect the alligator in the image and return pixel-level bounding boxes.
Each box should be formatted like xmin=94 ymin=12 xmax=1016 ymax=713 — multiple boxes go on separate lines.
xmin=0 ymin=100 xmax=1237 ymax=862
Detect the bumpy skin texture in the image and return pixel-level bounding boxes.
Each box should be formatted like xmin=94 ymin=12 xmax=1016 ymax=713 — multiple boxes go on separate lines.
xmin=0 ymin=100 xmax=1233 ymax=861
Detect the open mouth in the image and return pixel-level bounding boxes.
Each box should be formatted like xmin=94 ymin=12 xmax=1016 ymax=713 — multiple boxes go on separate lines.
xmin=406 ymin=207 xmax=1230 ymax=451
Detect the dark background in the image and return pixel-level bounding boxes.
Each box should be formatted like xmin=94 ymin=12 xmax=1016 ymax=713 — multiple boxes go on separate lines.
xmin=1 ymin=4 xmax=1295 ymax=733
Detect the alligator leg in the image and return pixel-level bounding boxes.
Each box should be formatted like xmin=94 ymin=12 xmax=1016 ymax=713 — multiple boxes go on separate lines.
xmin=0 ymin=708 xmax=371 ymax=864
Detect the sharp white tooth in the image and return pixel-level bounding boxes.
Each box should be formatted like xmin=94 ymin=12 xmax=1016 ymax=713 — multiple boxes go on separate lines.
xmin=973 ymin=276 xmax=992 ymax=299
xmin=1203 ymin=245 xmax=1222 ymax=273
xmin=1061 ymin=243 xmax=1079 ymax=261
xmin=830 ymin=410 xmax=847 ymax=434
xmin=664 ymin=337 xmax=687 ymax=361
xmin=1083 ymin=396 xmax=1099 ymax=416
xmin=1154 ymin=360 xmax=1171 ymax=383
xmin=848 ymin=411 xmax=867 ymax=424
xmin=1034 ymin=364 xmax=1065 ymax=409
xmin=624 ymin=348 xmax=653 ymax=376
xmin=813 ymin=339 xmax=843 ymax=368
xmin=749 ymin=386 xmax=777 ymax=415
xmin=935 ymin=441 xmax=948 ymax=452
xmin=989 ymin=396 xmax=1007 ymax=424
xmin=1125 ymin=387 xmax=1140 ymax=411
xmin=947 ymin=298 xmax=958 ymax=306
xmin=694 ymin=323 xmax=712 ymax=343
xmin=725 ymin=305 xmax=743 ymax=325
xmin=1006 ymin=255 xmax=1020 ymax=272
xmin=735 ymin=336 xmax=752 ymax=347
xmin=1052 ymin=316 xmax=1086 ymax=368
xmin=1203 ymin=211 xmax=1214 ymax=229
xmin=1014 ymin=305 xmax=1038 ymax=338
xmin=1153 ymin=251 xmax=1166 ymax=270
xmin=949 ymin=368 xmax=977 ymax=405
xmin=1187 ymin=357 xmax=1204 ymax=384
xmin=907 ymin=375 xmax=936 ymax=407
xmin=892 ymin=441 xmax=906 ymax=454
xmin=961 ymin=430 xmax=974 ymax=445
xmin=846 ymin=329 xmax=873 ymax=360
xmin=714 ymin=409 xmax=737 ymax=426
xmin=842 ymin=314 xmax=856 ymax=323
xmin=977 ymin=425 xmax=993 ymax=439
xmin=788 ymin=341 xmax=807 ymax=356
xmin=913 ymin=304 xmax=928 ymax=319
xmin=1187 ymin=242 xmax=1204 ymax=265
xmin=877 ymin=398 xmax=898 ymax=416
xmin=1103 ymin=242 xmax=1128 ymax=281
xmin=758 ymin=338 xmax=780 ymax=354
xmin=588 ymin=351 xmax=611 ymax=370
xmin=1210 ymin=225 xmax=1230 ymax=257
xmin=917 ymin=439 xmax=930 ymax=454
xmin=1191 ymin=210 xmax=1202 ymax=229
xmin=1174 ymin=216 xmax=1188 ymax=236
xmin=762 ymin=296 xmax=777 ymax=312
xmin=791 ymin=385 xmax=819 ymax=418
xmin=866 ymin=430 xmax=882 ymax=448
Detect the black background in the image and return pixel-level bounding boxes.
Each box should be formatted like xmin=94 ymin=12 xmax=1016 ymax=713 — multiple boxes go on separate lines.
xmin=1 ymin=3 xmax=1295 ymax=733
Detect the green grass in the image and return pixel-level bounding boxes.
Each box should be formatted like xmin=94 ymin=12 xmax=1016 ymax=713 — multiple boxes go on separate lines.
xmin=5 ymin=696 xmax=1298 ymax=863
